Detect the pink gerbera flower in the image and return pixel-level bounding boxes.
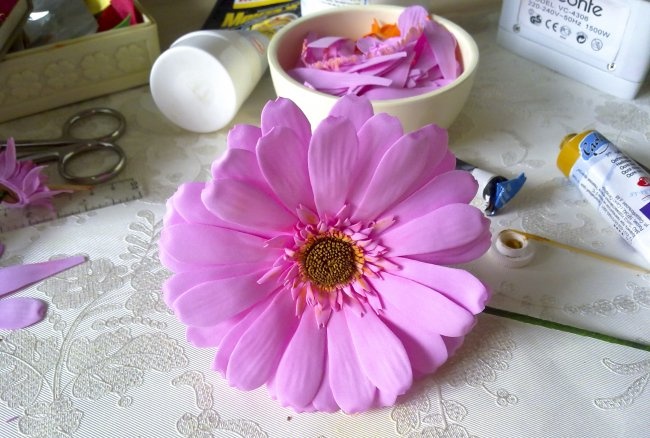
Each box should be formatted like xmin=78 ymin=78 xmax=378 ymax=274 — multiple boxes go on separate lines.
xmin=160 ymin=95 xmax=491 ymax=413
xmin=1 ymin=137 xmax=64 ymax=209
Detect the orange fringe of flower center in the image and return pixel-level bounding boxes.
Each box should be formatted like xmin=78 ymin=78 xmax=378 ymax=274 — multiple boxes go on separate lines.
xmin=364 ymin=19 xmax=401 ymax=40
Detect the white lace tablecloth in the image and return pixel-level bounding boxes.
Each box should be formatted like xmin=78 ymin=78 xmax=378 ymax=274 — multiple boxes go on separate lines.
xmin=1 ymin=4 xmax=649 ymax=437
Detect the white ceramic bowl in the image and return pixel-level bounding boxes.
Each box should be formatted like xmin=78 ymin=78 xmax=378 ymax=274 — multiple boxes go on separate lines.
xmin=267 ymin=5 xmax=479 ymax=132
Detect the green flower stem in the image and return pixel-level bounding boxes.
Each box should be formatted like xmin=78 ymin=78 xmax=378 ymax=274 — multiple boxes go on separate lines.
xmin=484 ymin=306 xmax=650 ymax=352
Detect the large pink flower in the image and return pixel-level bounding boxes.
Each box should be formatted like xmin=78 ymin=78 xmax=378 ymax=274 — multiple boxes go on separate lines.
xmin=160 ymin=95 xmax=491 ymax=413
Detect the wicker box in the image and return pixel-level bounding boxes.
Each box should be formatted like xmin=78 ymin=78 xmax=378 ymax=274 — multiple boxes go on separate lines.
xmin=0 ymin=1 xmax=159 ymax=122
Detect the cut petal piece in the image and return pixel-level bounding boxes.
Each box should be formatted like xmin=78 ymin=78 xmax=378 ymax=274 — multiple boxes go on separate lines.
xmin=0 ymin=298 xmax=47 ymax=329
xmin=382 ymin=203 xmax=489 ymax=257
xmin=378 ymin=272 xmax=476 ymax=337
xmin=327 ymin=95 xmax=374 ymax=132
xmin=0 ymin=255 xmax=86 ymax=297
xmin=173 ymin=270 xmax=276 ymax=327
xmin=257 ymin=126 xmax=315 ymax=212
xmin=393 ymin=257 xmax=489 ymax=314
xmin=388 ymin=171 xmax=478 ymax=228
xmin=274 ymin=309 xmax=327 ymax=409
xmin=326 ymin=310 xmax=376 ymax=413
xmin=344 ymin=306 xmax=412 ymax=396
xmin=202 ymin=179 xmax=296 ymax=233
xmin=309 ymin=116 xmax=359 ymax=217
xmin=261 ymin=98 xmax=312 ymax=146
xmin=159 ymin=224 xmax=278 ymax=269
xmin=227 ymin=291 xmax=299 ymax=390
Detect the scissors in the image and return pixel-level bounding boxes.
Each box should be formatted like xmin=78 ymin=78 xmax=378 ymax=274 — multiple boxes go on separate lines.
xmin=1 ymin=107 xmax=127 ymax=185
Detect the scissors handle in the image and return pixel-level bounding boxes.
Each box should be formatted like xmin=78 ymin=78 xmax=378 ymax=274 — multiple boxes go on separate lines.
xmin=59 ymin=142 xmax=127 ymax=185
xmin=62 ymin=107 xmax=126 ymax=143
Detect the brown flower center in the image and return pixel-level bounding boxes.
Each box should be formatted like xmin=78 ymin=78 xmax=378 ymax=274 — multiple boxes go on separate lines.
xmin=303 ymin=236 xmax=358 ymax=289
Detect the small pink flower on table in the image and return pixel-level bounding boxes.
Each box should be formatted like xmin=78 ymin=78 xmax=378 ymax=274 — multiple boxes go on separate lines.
xmin=160 ymin=95 xmax=491 ymax=413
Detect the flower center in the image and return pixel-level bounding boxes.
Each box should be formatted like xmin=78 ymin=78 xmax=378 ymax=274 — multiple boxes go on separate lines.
xmin=302 ymin=236 xmax=359 ymax=289
xmin=0 ymin=184 xmax=19 ymax=204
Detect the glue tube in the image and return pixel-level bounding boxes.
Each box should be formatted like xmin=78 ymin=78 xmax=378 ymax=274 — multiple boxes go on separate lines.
xmin=557 ymin=130 xmax=650 ymax=264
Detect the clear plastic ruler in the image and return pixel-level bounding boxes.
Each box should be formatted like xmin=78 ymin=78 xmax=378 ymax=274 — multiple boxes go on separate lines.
xmin=0 ymin=178 xmax=143 ymax=233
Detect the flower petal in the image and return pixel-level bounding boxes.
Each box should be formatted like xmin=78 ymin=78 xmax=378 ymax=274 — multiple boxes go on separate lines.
xmin=227 ymin=291 xmax=299 ymax=390
xmin=261 ymin=98 xmax=311 ymax=146
xmin=274 ymin=309 xmax=327 ymax=409
xmin=0 ymin=298 xmax=47 ymax=329
xmin=354 ymin=127 xmax=435 ymax=222
xmin=173 ymin=270 xmax=277 ymax=326
xmin=309 ymin=116 xmax=359 ymax=217
xmin=388 ymin=170 xmax=478 ymax=227
xmin=309 ymin=359 xmax=339 ymax=412
xmin=344 ymin=306 xmax=412 ymax=396
xmin=159 ymin=224 xmax=278 ymax=271
xmin=202 ymin=179 xmax=296 ymax=233
xmin=326 ymin=310 xmax=376 ymax=413
xmin=381 ymin=203 xmax=490 ymax=258
xmin=327 ymin=94 xmax=374 ymax=131
xmin=409 ymin=226 xmax=492 ymax=265
xmin=378 ymin=272 xmax=476 ymax=337
xmin=227 ymin=124 xmax=262 ymax=152
xmin=393 ymin=257 xmax=489 ymax=314
xmin=257 ymin=126 xmax=315 ymax=212
xmin=0 ymin=255 xmax=86 ymax=297
xmin=186 ymin=318 xmax=239 ymax=348
xmin=211 ymin=148 xmax=265 ymax=187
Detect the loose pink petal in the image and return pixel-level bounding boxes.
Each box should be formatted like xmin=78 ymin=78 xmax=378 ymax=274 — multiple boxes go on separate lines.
xmin=291 ymin=68 xmax=393 ymax=92
xmin=202 ymin=179 xmax=296 ymax=233
xmin=424 ymin=21 xmax=460 ymax=80
xmin=378 ymin=272 xmax=476 ymax=337
xmin=213 ymin=297 xmax=272 ymax=375
xmin=227 ymin=124 xmax=262 ymax=152
xmin=173 ymin=270 xmax=277 ymax=327
xmin=257 ymin=126 xmax=315 ymax=212
xmin=328 ymin=94 xmax=374 ymax=132
xmin=389 ymin=171 xmax=478 ymax=228
xmin=159 ymin=224 xmax=278 ymax=270
xmin=261 ymin=98 xmax=311 ymax=146
xmin=308 ymin=116 xmax=359 ymax=217
xmin=348 ymin=113 xmax=404 ymax=208
xmin=274 ymin=309 xmax=327 ymax=409
xmin=382 ymin=203 xmax=490 ymax=257
xmin=0 ymin=255 xmax=86 ymax=297
xmin=226 ymin=291 xmax=299 ymax=390
xmin=344 ymin=306 xmax=412 ymax=396
xmin=326 ymin=310 xmax=376 ymax=413
xmin=0 ymin=298 xmax=47 ymax=329
xmin=354 ymin=128 xmax=433 ymax=222
xmin=393 ymin=256 xmax=489 ymax=313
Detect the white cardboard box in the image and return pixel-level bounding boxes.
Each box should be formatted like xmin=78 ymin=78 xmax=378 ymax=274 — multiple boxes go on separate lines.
xmin=0 ymin=2 xmax=160 ymax=122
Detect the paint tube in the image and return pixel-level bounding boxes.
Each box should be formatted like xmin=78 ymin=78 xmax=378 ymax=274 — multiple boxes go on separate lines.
xmin=557 ymin=130 xmax=650 ymax=264
xmin=202 ymin=0 xmax=301 ymax=38
xmin=456 ymin=159 xmax=526 ymax=216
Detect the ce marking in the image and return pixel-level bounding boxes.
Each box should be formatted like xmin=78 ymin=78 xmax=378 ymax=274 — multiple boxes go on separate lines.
xmin=545 ymin=19 xmax=559 ymax=32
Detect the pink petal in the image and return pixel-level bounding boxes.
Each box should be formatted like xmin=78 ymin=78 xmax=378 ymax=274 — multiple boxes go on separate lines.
xmin=393 ymin=257 xmax=489 ymax=314
xmin=309 ymin=359 xmax=339 ymax=412
xmin=354 ymin=128 xmax=434 ymax=222
xmin=378 ymin=272 xmax=476 ymax=337
xmin=226 ymin=291 xmax=299 ymax=390
xmin=424 ymin=21 xmax=460 ymax=80
xmin=381 ymin=203 xmax=490 ymax=258
xmin=213 ymin=297 xmax=272 ymax=375
xmin=173 ymin=270 xmax=276 ymax=327
xmin=344 ymin=306 xmax=412 ymax=396
xmin=186 ymin=317 xmax=239 ymax=348
xmin=326 ymin=310 xmax=376 ymax=413
xmin=348 ymin=113 xmax=404 ymax=208
xmin=0 ymin=255 xmax=86 ymax=297
xmin=168 ymin=183 xmax=226 ymax=227
xmin=163 ymin=263 xmax=267 ymax=307
xmin=327 ymin=94 xmax=374 ymax=132
xmin=257 ymin=126 xmax=315 ymax=212
xmin=291 ymin=68 xmax=393 ymax=92
xmin=211 ymin=148 xmax=265 ymax=187
xmin=227 ymin=124 xmax=262 ymax=152
xmin=409 ymin=226 xmax=491 ymax=265
xmin=388 ymin=171 xmax=478 ymax=228
xmin=308 ymin=116 xmax=359 ymax=217
xmin=0 ymin=298 xmax=47 ymax=329
xmin=261 ymin=98 xmax=312 ymax=146
xmin=274 ymin=309 xmax=327 ymax=409
xmin=159 ymin=224 xmax=278 ymax=271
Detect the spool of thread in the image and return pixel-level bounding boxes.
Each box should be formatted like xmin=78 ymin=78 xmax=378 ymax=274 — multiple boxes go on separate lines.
xmin=150 ymin=30 xmax=269 ymax=133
